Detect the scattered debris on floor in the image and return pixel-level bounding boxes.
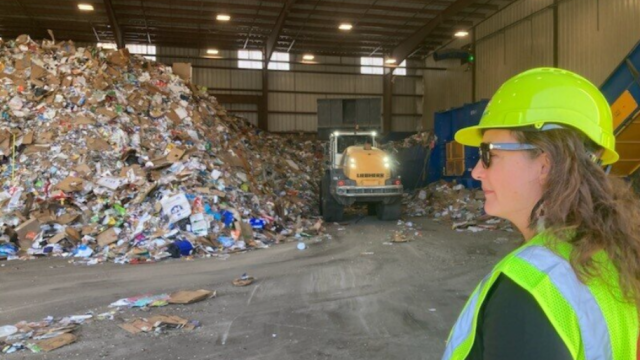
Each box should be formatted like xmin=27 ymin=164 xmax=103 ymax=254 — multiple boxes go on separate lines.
xmin=232 ymin=273 xmax=255 ymax=286
xmin=0 ymin=35 xmax=325 ymax=265
xmin=1 ymin=314 xmax=88 ymax=354
xmin=1 ymin=287 xmax=216 ymax=354
xmin=405 ymin=181 xmax=513 ymax=232
xmin=119 ymin=315 xmax=199 ymax=335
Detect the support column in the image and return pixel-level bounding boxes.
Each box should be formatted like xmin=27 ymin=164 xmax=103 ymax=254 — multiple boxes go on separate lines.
xmin=383 ymin=69 xmax=393 ymax=134
xmin=259 ymin=67 xmax=269 ymax=131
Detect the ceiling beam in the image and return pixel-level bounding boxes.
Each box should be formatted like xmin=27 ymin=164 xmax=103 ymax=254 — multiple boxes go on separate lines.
xmin=104 ymin=0 xmax=125 ymax=49
xmin=266 ymin=0 xmax=295 ymax=65
xmin=391 ymin=0 xmax=477 ymax=63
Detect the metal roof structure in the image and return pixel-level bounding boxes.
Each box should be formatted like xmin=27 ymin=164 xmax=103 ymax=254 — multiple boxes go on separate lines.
xmin=1 ymin=0 xmax=512 ymax=61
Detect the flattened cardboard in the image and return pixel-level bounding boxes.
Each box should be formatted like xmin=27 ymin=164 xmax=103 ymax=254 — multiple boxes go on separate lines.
xmin=172 ymin=63 xmax=192 ymax=82
xmin=147 ymin=315 xmax=189 ymax=327
xmin=97 ymin=228 xmax=119 ymax=247
xmin=32 ymin=209 xmax=55 ymax=223
xmin=74 ymin=163 xmax=92 ymax=177
xmin=33 ymin=333 xmax=76 ymax=352
xmin=55 ymin=177 xmax=84 ymax=192
xmin=22 ymin=132 xmax=34 ymax=145
xmin=23 ymin=145 xmax=49 ymax=154
xmin=119 ymin=319 xmax=152 ymax=334
xmin=58 ymin=213 xmax=80 ymax=225
xmin=65 ymin=227 xmax=81 ymax=243
xmin=48 ymin=232 xmax=67 ymax=244
xmin=86 ymin=137 xmax=111 ymax=151
xmin=16 ymin=218 xmax=41 ymax=250
xmin=166 ymin=147 xmax=185 ymax=163
xmin=71 ymin=116 xmax=96 ymax=125
xmin=168 ymin=289 xmax=214 ymax=304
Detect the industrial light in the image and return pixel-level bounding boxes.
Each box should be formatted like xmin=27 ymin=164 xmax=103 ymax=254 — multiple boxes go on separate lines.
xmin=384 ymin=163 xmax=390 ymax=168
xmin=78 ymin=3 xmax=94 ymax=11
xmin=216 ymin=14 xmax=231 ymax=21
xmin=302 ymin=54 xmax=315 ymax=61
xmin=206 ymin=49 xmax=219 ymax=55
xmin=339 ymin=23 xmax=353 ymax=31
xmin=383 ymin=157 xmax=389 ymax=163
xmin=334 ymin=131 xmax=340 ymax=136
xmin=350 ymin=164 xmax=356 ymax=169
xmin=454 ymin=30 xmax=469 ymax=37
xmin=371 ymin=131 xmax=377 ymax=136
xmin=350 ymin=158 xmax=355 ymax=164
xmin=385 ymin=58 xmax=396 ymax=64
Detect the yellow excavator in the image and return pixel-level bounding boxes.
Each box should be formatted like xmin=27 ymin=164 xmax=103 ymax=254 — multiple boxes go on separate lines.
xmin=320 ymin=131 xmax=403 ymax=222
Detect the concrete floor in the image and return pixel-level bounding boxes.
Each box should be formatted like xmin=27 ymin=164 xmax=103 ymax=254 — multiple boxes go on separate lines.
xmin=0 ymin=214 xmax=521 ymax=360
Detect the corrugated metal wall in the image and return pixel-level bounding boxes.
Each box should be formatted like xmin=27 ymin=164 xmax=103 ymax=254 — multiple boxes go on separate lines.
xmin=422 ymin=0 xmax=640 ymax=128
xmin=559 ymin=0 xmax=640 ymax=86
xmin=157 ymin=47 xmax=422 ymax=132
xmin=422 ymin=38 xmax=473 ymax=130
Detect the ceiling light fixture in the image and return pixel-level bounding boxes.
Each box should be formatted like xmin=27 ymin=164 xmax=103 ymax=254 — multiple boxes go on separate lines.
xmin=454 ymin=30 xmax=469 ymax=37
xmin=216 ymin=14 xmax=231 ymax=21
xmin=339 ymin=23 xmax=353 ymax=31
xmin=207 ymin=49 xmax=219 ymax=55
xmin=78 ymin=3 xmax=94 ymax=11
xmin=385 ymin=58 xmax=396 ymax=64
xmin=303 ymin=54 xmax=315 ymax=61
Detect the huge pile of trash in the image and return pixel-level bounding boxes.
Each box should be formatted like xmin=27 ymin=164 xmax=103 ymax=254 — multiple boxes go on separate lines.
xmin=0 ymin=35 xmax=325 ymax=264
xmin=405 ymin=181 xmax=512 ymax=232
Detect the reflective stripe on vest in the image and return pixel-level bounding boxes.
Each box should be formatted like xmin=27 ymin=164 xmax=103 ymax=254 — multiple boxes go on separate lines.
xmin=442 ymin=245 xmax=612 ymax=360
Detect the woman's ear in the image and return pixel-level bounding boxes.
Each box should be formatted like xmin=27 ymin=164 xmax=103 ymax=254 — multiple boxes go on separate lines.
xmin=539 ymin=152 xmax=551 ymax=183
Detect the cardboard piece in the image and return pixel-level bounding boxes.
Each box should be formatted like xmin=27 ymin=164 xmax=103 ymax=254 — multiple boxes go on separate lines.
xmin=32 ymin=209 xmax=55 ymax=223
xmin=55 ymin=177 xmax=84 ymax=192
xmin=86 ymin=137 xmax=111 ymax=151
xmin=48 ymin=232 xmax=67 ymax=244
xmin=97 ymin=228 xmax=119 ymax=247
xmin=65 ymin=227 xmax=81 ymax=243
xmin=119 ymin=319 xmax=152 ymax=334
xmin=22 ymin=132 xmax=34 ymax=145
xmin=147 ymin=315 xmax=189 ymax=327
xmin=16 ymin=218 xmax=41 ymax=250
xmin=70 ymin=116 xmax=96 ymax=125
xmin=168 ymin=289 xmax=215 ymax=304
xmin=33 ymin=333 xmax=77 ymax=352
xmin=166 ymin=147 xmax=185 ymax=163
xmin=58 ymin=213 xmax=80 ymax=225
xmin=74 ymin=163 xmax=92 ymax=177
xmin=172 ymin=63 xmax=192 ymax=82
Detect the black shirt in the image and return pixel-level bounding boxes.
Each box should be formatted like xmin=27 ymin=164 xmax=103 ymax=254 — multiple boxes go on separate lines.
xmin=466 ymin=274 xmax=572 ymax=360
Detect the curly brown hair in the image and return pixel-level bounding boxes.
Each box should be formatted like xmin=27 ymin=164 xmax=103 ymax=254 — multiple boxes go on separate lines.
xmin=513 ymin=128 xmax=640 ymax=305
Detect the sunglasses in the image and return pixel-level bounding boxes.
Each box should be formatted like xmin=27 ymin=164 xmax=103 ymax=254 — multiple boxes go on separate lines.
xmin=479 ymin=142 xmax=539 ymax=168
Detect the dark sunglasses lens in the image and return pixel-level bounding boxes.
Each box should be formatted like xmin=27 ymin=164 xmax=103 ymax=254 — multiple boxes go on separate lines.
xmin=480 ymin=143 xmax=490 ymax=168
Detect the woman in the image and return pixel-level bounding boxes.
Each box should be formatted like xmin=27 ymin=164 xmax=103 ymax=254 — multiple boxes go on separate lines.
xmin=441 ymin=68 xmax=640 ymax=360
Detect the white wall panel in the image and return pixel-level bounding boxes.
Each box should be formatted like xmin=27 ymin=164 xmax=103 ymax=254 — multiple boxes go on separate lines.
xmin=269 ymin=93 xmax=296 ymax=112
xmin=354 ymin=76 xmax=383 ymax=94
xmin=476 ymin=7 xmax=554 ymax=100
xmin=295 ymin=94 xmax=321 ymax=112
xmin=476 ymin=0 xmax=553 ymax=38
xmin=269 ymin=71 xmax=295 ymax=91
xmin=394 ymin=77 xmax=418 ymax=94
xmin=559 ymin=0 xmax=640 ymax=86
xmin=193 ymin=68 xmax=230 ymax=89
xmin=393 ymin=97 xmax=417 ymax=114
xmin=230 ymin=70 xmax=261 ymax=90
xmin=269 ymin=115 xmax=296 ymax=132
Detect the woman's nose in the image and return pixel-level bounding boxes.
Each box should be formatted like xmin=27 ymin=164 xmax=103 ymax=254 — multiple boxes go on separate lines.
xmin=471 ymin=159 xmax=485 ymax=180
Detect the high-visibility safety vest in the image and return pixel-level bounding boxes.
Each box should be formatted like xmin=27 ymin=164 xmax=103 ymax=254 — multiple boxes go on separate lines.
xmin=442 ymin=233 xmax=638 ymax=360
